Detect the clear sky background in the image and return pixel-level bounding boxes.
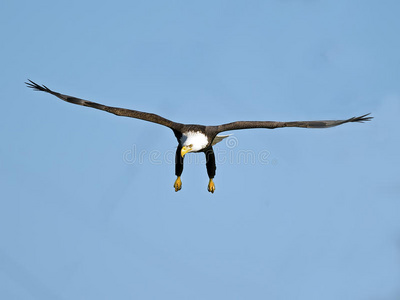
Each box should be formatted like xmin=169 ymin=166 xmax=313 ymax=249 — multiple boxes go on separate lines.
xmin=1 ymin=0 xmax=399 ymax=299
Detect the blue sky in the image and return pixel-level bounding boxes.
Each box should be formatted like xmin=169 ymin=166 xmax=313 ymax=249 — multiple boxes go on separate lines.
xmin=1 ymin=0 xmax=400 ymax=299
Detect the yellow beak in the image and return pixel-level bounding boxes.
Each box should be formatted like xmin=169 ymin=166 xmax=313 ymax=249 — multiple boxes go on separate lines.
xmin=181 ymin=146 xmax=192 ymax=157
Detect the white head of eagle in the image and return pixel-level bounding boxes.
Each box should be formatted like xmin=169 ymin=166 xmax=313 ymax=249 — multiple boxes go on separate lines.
xmin=180 ymin=131 xmax=209 ymax=154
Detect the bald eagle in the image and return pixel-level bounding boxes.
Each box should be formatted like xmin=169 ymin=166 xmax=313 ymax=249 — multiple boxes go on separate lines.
xmin=26 ymin=80 xmax=372 ymax=193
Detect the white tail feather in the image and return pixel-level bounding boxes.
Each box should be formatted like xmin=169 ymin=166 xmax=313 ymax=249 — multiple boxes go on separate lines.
xmin=211 ymin=134 xmax=231 ymax=146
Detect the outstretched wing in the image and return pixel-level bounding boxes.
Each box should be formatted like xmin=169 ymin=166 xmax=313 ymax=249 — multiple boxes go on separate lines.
xmin=215 ymin=114 xmax=372 ymax=133
xmin=26 ymin=80 xmax=183 ymax=131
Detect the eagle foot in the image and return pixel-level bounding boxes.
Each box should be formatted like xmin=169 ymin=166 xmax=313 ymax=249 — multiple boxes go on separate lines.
xmin=174 ymin=176 xmax=182 ymax=192
xmin=208 ymin=179 xmax=215 ymax=194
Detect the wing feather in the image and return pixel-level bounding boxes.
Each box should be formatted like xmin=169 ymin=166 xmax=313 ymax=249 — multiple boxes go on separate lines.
xmin=26 ymin=80 xmax=183 ymax=130
xmin=215 ymin=114 xmax=372 ymax=133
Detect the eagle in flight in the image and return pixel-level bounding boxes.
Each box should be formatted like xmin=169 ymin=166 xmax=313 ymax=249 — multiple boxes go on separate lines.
xmin=26 ymin=80 xmax=372 ymax=193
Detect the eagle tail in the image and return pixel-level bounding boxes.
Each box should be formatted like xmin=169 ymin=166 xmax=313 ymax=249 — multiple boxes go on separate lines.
xmin=212 ymin=134 xmax=231 ymax=146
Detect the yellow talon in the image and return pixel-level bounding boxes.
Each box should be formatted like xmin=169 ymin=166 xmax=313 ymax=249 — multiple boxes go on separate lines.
xmin=207 ymin=179 xmax=215 ymax=193
xmin=174 ymin=176 xmax=182 ymax=192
